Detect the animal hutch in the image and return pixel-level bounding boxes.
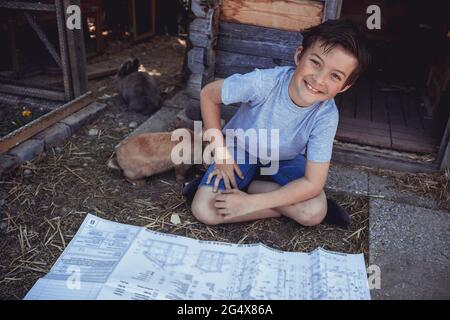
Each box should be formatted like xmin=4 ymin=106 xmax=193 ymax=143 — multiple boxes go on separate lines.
xmin=0 ymin=0 xmax=157 ymax=102
xmin=184 ymin=0 xmax=450 ymax=172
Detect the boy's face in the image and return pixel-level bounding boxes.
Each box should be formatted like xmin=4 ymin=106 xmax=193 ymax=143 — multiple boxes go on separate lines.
xmin=289 ymin=40 xmax=358 ymax=107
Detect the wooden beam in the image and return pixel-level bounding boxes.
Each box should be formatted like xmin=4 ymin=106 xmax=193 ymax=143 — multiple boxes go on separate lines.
xmin=220 ymin=0 xmax=323 ymax=32
xmin=217 ymin=22 xmax=302 ymax=61
xmin=0 ymin=1 xmax=56 ymax=11
xmin=0 ymin=92 xmax=94 ymax=155
xmin=333 ymin=144 xmax=439 ymax=173
xmin=64 ymin=0 xmax=88 ymax=97
xmin=23 ymin=12 xmax=62 ymax=68
xmin=215 ymin=50 xmax=294 ymax=79
xmin=322 ymin=0 xmax=342 ymax=21
xmin=55 ymin=0 xmax=74 ymax=101
xmin=0 ymin=83 xmax=66 ymax=101
xmin=201 ymin=5 xmax=220 ymax=88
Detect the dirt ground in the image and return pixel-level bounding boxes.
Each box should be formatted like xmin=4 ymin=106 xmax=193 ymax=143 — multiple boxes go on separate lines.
xmin=0 ymin=36 xmax=369 ymax=300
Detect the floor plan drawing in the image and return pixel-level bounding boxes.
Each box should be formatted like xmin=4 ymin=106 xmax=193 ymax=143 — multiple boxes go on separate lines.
xmin=24 ymin=214 xmax=371 ymax=300
xmin=142 ymin=239 xmax=187 ymax=269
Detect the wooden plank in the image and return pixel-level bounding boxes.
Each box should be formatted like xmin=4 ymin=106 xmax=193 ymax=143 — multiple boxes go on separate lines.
xmin=55 ymin=0 xmax=73 ymax=101
xmin=0 ymin=92 xmax=94 ymax=155
xmin=402 ymin=92 xmax=423 ymax=129
xmin=339 ymin=88 xmax=356 ymax=119
xmin=217 ymin=22 xmax=302 ymax=61
xmin=64 ymin=0 xmax=88 ymax=97
xmin=323 ymin=0 xmax=342 ymax=21
xmin=355 ymin=79 xmax=371 ymax=121
xmin=391 ymin=137 xmax=438 ymax=154
xmin=201 ymin=5 xmax=220 ymax=88
xmin=336 ymin=126 xmax=391 ymax=148
xmin=333 ymin=144 xmax=439 ymax=173
xmin=371 ymin=89 xmax=388 ymax=123
xmin=220 ymin=0 xmax=324 ymax=32
xmin=390 ymin=124 xmax=435 ymax=136
xmin=386 ymin=92 xmax=405 ymax=126
xmin=215 ymin=50 xmax=294 ymax=79
xmin=220 ymin=21 xmax=302 ymax=45
xmin=339 ymin=117 xmax=389 ymax=131
xmin=0 ymin=1 xmax=56 ymax=11
xmin=391 ymin=130 xmax=438 ymax=145
xmin=0 ymin=83 xmax=66 ymax=101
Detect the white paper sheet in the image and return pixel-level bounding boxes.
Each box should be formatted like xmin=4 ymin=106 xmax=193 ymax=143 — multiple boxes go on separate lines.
xmin=25 ymin=214 xmax=371 ymax=300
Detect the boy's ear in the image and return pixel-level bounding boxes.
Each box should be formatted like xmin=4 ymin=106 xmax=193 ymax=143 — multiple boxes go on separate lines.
xmin=294 ymin=46 xmax=304 ymax=66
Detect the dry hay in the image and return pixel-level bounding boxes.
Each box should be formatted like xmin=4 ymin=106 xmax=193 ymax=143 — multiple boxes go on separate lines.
xmin=0 ymin=122 xmax=369 ymax=299
xmin=362 ymin=167 xmax=450 ymax=211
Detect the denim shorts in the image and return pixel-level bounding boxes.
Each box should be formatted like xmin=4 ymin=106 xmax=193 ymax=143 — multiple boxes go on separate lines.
xmin=199 ymin=146 xmax=307 ymax=191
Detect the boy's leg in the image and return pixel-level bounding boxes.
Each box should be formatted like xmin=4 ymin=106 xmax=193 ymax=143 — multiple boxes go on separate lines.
xmin=250 ymin=154 xmax=327 ymax=226
xmin=192 ymin=186 xmax=282 ymax=225
xmin=245 ymin=180 xmax=326 ymax=226
xmin=192 ymin=180 xmax=325 ymax=226
xmin=191 ymin=147 xmax=265 ymax=225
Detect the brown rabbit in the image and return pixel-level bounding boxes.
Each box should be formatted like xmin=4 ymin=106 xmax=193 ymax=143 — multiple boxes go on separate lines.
xmin=107 ymin=129 xmax=201 ymax=185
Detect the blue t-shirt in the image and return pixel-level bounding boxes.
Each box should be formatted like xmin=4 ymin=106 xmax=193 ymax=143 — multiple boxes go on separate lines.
xmin=221 ymin=66 xmax=339 ymax=162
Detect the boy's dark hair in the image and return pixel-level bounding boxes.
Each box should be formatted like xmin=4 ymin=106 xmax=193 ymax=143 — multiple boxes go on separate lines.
xmin=300 ymin=19 xmax=371 ymax=87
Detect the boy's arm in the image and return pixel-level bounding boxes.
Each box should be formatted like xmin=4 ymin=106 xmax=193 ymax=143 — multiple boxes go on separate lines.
xmin=251 ymin=161 xmax=329 ymax=211
xmin=200 ymin=79 xmax=225 ymax=145
xmin=201 ymin=79 xmax=244 ymax=190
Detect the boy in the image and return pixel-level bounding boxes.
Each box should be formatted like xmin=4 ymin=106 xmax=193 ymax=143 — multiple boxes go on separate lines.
xmin=186 ymin=19 xmax=371 ymax=227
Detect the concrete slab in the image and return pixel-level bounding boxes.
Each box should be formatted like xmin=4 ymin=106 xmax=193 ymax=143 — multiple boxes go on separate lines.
xmin=8 ymin=139 xmax=44 ymax=164
xmin=35 ymin=123 xmax=72 ymax=150
xmin=130 ymin=106 xmax=180 ymax=136
xmin=0 ymin=154 xmax=18 ymax=176
xmin=369 ymin=198 xmax=450 ymax=299
xmin=368 ymin=173 xmax=439 ymax=210
xmin=326 ymin=164 xmax=369 ymax=196
xmin=162 ymin=90 xmax=190 ymax=110
xmin=61 ymin=101 xmax=107 ymax=133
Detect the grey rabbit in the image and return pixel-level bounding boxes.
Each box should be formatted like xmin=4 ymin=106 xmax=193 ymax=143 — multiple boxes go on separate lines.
xmin=116 ymin=58 xmax=160 ymax=116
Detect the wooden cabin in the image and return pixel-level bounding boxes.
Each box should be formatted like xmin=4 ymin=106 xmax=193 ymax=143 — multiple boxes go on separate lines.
xmin=184 ymin=0 xmax=450 ymax=172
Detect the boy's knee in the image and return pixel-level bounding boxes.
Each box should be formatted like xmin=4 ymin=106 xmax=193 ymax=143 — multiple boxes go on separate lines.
xmin=290 ymin=197 xmax=327 ymax=227
xmin=295 ymin=210 xmax=325 ymax=227
xmin=191 ymin=194 xmax=222 ymax=226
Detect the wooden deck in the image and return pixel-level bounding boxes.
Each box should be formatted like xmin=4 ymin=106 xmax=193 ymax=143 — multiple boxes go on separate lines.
xmin=335 ymin=79 xmax=440 ymax=154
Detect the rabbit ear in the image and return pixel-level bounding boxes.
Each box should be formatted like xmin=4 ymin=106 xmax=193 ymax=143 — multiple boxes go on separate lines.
xmin=118 ymin=58 xmax=140 ymax=77
xmin=132 ymin=58 xmax=140 ymax=71
xmin=118 ymin=59 xmax=131 ymax=77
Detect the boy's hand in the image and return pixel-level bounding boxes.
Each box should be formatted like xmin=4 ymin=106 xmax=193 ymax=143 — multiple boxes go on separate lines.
xmin=207 ymin=161 xmax=244 ymax=193
xmin=215 ymin=189 xmax=256 ymax=218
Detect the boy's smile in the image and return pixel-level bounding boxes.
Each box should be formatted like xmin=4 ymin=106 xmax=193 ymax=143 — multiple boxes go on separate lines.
xmin=289 ymin=40 xmax=358 ymax=107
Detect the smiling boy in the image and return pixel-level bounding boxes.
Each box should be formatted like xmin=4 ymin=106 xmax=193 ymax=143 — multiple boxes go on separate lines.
xmin=188 ymin=19 xmax=371 ymax=227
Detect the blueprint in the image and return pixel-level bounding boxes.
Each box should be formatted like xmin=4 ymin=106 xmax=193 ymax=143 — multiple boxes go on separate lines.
xmin=24 ymin=214 xmax=371 ymax=300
